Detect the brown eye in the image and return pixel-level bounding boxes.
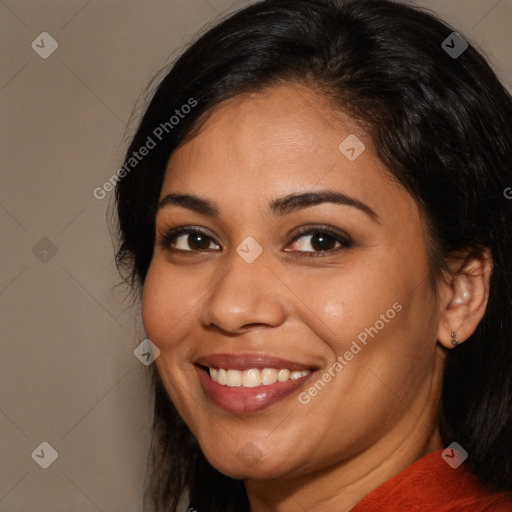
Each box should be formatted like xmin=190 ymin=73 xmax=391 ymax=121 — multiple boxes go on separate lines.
xmin=286 ymin=227 xmax=353 ymax=255
xmin=310 ymin=233 xmax=338 ymax=251
xmin=182 ymin=232 xmax=213 ymax=251
xmin=157 ymin=227 xmax=221 ymax=252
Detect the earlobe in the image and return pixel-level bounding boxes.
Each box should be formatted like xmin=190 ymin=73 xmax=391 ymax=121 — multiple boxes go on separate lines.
xmin=437 ymin=249 xmax=492 ymax=349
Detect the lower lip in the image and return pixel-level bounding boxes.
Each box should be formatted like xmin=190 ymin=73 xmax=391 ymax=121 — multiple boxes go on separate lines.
xmin=197 ymin=367 xmax=315 ymax=413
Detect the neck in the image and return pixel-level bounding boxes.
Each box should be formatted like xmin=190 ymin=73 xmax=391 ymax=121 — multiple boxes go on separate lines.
xmin=245 ymin=398 xmax=444 ymax=512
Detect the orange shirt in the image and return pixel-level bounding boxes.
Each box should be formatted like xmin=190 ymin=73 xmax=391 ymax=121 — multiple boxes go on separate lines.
xmin=351 ymin=449 xmax=512 ymax=511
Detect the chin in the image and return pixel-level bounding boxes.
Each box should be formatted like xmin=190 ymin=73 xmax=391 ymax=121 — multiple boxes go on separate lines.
xmin=202 ymin=444 xmax=304 ymax=481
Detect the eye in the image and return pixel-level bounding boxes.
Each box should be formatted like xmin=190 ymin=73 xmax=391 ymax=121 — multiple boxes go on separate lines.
xmin=285 ymin=227 xmax=353 ymax=255
xmin=157 ymin=227 xmax=221 ymax=252
xmin=156 ymin=225 xmax=353 ymax=256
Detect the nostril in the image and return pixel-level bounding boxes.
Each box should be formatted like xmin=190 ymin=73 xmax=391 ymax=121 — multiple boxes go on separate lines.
xmin=240 ymin=323 xmax=272 ymax=330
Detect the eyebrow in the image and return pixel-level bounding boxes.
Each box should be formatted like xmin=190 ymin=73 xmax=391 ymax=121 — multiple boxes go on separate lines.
xmin=157 ymin=190 xmax=381 ymax=223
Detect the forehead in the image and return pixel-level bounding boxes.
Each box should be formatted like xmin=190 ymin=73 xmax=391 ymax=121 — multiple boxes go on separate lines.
xmin=161 ymin=84 xmax=408 ymax=216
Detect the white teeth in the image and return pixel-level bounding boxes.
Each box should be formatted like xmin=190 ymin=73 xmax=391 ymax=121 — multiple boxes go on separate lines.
xmin=226 ymin=369 xmax=242 ymax=387
xmin=242 ymin=369 xmax=261 ymax=387
xmin=261 ymin=368 xmax=278 ymax=385
xmin=277 ymin=369 xmax=290 ymax=382
xmin=208 ymin=367 xmax=311 ymax=387
xmin=218 ymin=368 xmax=227 ymax=385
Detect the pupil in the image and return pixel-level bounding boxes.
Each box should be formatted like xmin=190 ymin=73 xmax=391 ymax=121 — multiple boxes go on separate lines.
xmin=312 ymin=234 xmax=334 ymax=251
xmin=189 ymin=233 xmax=209 ymax=250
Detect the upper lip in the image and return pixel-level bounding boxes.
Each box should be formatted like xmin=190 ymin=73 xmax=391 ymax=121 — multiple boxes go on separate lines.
xmin=195 ymin=353 xmax=317 ymax=371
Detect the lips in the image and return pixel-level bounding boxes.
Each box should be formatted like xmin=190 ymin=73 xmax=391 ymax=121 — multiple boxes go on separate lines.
xmin=196 ymin=353 xmax=315 ymax=371
xmin=195 ymin=353 xmax=317 ymax=413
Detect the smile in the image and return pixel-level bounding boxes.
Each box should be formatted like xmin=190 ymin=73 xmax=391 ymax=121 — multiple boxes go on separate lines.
xmin=209 ymin=367 xmax=311 ymax=387
xmin=195 ymin=354 xmax=317 ymax=413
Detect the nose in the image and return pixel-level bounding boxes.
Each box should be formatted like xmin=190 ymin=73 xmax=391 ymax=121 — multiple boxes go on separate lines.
xmin=199 ymin=247 xmax=288 ymax=334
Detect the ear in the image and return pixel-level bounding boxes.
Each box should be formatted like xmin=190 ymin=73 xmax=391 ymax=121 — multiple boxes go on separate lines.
xmin=437 ymin=248 xmax=493 ymax=349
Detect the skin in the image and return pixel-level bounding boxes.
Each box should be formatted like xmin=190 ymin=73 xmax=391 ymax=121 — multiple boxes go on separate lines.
xmin=141 ymin=84 xmax=492 ymax=511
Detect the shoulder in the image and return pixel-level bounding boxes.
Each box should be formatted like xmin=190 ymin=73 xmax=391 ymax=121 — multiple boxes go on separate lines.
xmin=442 ymin=493 xmax=512 ymax=511
xmin=351 ymin=449 xmax=512 ymax=512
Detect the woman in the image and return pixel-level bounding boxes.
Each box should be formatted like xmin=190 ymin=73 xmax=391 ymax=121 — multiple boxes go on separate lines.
xmin=114 ymin=0 xmax=512 ymax=510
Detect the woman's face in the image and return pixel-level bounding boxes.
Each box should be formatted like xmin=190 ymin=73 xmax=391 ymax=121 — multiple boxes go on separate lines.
xmin=142 ymin=84 xmax=445 ymax=481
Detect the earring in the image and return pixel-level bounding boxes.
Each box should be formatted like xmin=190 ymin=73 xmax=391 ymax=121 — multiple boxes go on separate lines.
xmin=451 ymin=332 xmax=460 ymax=347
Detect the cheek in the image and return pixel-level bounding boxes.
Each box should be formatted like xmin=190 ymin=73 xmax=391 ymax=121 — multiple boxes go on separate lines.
xmin=282 ymin=260 xmax=404 ymax=350
xmin=141 ymin=260 xmax=194 ymax=347
xmin=141 ymin=264 xmax=165 ymax=342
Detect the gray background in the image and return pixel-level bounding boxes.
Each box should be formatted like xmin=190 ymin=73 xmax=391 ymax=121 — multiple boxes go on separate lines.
xmin=1 ymin=1 xmax=510 ymax=511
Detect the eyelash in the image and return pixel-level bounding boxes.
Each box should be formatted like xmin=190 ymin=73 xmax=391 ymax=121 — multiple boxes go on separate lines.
xmin=156 ymin=225 xmax=353 ymax=257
